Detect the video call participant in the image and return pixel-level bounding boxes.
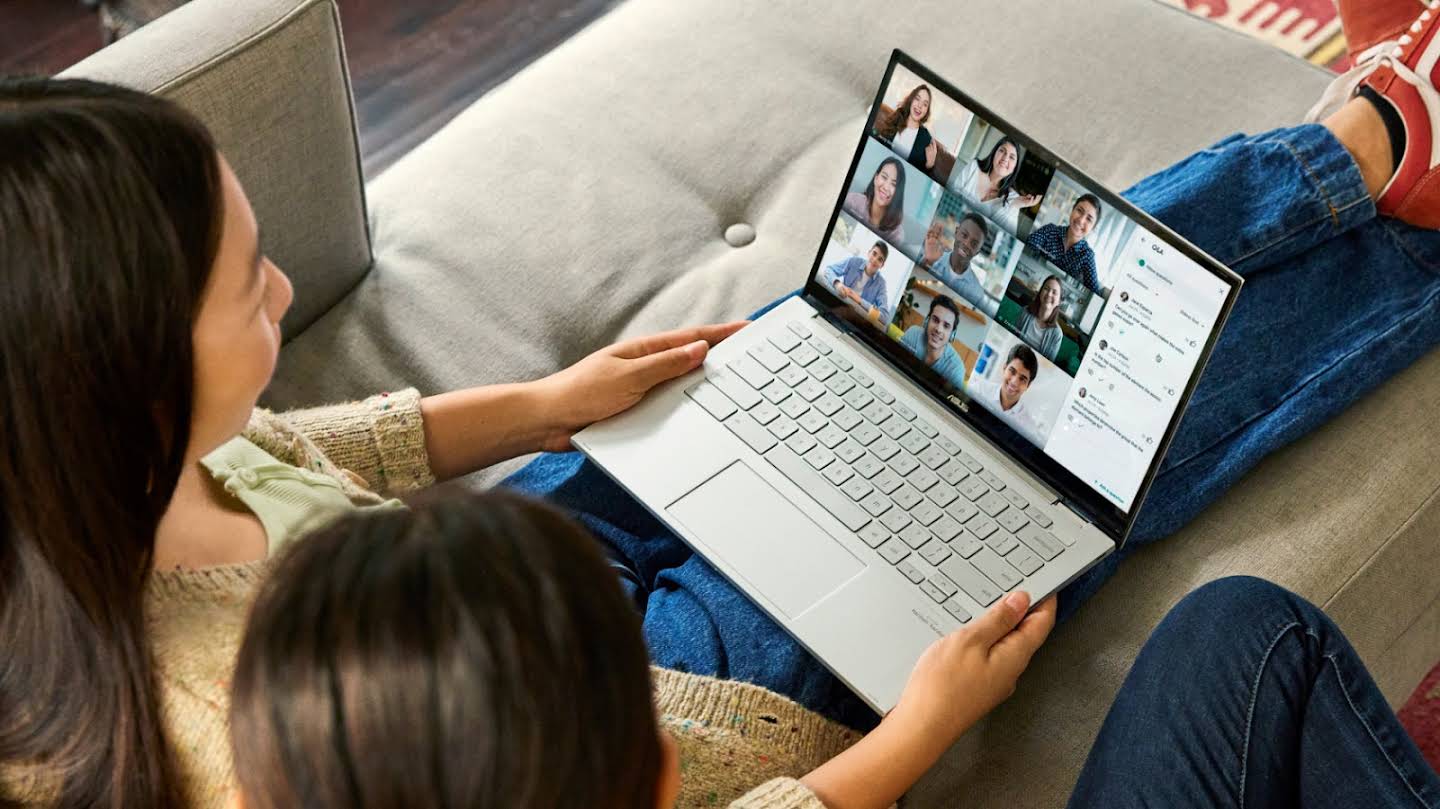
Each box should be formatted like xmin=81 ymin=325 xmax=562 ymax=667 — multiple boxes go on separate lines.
xmin=874 ymin=84 xmax=939 ymax=171
xmin=1026 ymin=193 xmax=1103 ymax=293
xmin=928 ymin=212 xmax=994 ymax=313
xmin=1014 ymin=275 xmax=1065 ymax=361
xmin=899 ymin=294 xmax=967 ymax=388
xmin=843 ymin=156 xmax=907 ymax=244
xmin=967 ymin=343 xmax=1044 ymax=441
xmin=948 ymin=136 xmax=1041 ymax=233
xmin=920 ymin=219 xmax=947 ymax=270
xmin=824 ymin=241 xmax=893 ymax=322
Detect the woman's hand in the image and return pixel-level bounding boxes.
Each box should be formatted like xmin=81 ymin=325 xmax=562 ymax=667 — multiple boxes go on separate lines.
xmin=799 ymin=592 xmax=1055 ymax=809
xmin=533 ymin=322 xmax=748 ymax=451
xmin=924 ymin=140 xmax=938 ymax=169
xmin=1015 ymin=192 xmax=1042 ymax=209
xmin=891 ymin=590 xmax=1056 ymax=742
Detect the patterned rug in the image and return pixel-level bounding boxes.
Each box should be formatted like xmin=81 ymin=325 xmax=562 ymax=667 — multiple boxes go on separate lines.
xmin=1168 ymin=0 xmax=1440 ymax=774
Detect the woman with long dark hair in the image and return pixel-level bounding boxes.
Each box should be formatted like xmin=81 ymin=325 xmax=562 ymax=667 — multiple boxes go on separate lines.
xmin=949 ymin=135 xmax=1042 ymax=233
xmin=0 ymin=76 xmax=741 ymax=807
xmin=842 ymin=155 xmax=907 ymax=243
xmin=874 ymin=83 xmax=938 ymax=171
xmin=1014 ymin=274 xmax=1065 ymax=361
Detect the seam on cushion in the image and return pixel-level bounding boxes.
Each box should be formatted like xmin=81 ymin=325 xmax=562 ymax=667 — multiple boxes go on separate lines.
xmin=1240 ymin=621 xmax=1303 ymax=809
xmin=1323 ymin=652 xmax=1436 ymax=807
xmin=1159 ymin=277 xmax=1440 ymax=476
xmin=152 ymin=0 xmax=326 ymax=94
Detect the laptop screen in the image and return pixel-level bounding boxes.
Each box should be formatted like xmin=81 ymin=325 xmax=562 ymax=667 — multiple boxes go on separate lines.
xmin=804 ymin=51 xmax=1240 ymax=540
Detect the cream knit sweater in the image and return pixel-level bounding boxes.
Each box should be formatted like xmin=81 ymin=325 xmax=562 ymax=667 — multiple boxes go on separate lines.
xmin=3 ymin=390 xmax=859 ymax=808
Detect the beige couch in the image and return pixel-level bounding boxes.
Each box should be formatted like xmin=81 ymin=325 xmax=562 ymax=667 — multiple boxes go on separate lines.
xmin=66 ymin=0 xmax=1440 ymax=804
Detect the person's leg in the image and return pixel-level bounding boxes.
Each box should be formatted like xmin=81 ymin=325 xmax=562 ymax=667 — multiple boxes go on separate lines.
xmin=1058 ymin=118 xmax=1440 ymax=620
xmin=1067 ymin=577 xmax=1440 ymax=808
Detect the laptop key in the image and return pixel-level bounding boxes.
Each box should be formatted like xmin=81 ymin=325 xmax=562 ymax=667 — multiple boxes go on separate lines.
xmin=938 ymin=557 xmax=1002 ymax=606
xmin=892 ymin=401 xmax=916 ymax=421
xmin=896 ymin=559 xmax=927 ymax=584
xmin=977 ymin=491 xmax=1010 ymax=517
xmin=936 ymin=435 xmax=961 ymax=455
xmin=764 ymin=445 xmax=870 ymax=532
xmin=1017 ymin=523 xmax=1064 ymax=561
xmin=778 ymin=397 xmax=809 ymax=419
xmin=956 ymin=451 xmax=984 ymax=473
xmin=873 ymin=387 xmax=896 ymax=405
xmin=899 ymin=523 xmax=933 ymax=550
xmin=825 ymin=374 xmax=855 ymax=396
xmin=777 ymin=365 xmax=808 ymax=387
xmin=943 ymin=599 xmax=972 ymax=623
xmin=927 ymin=574 xmax=958 ymax=598
xmin=759 ymin=379 xmax=791 ymax=405
xmin=851 ymin=422 xmax=882 ymax=446
xmin=767 ymin=417 xmax=798 ymax=440
xmin=833 ymin=406 xmax=863 ymax=431
xmin=997 ymin=508 xmax=1029 ymax=534
xmin=947 ymin=500 xmax=979 ymax=524
xmin=815 ymin=424 xmax=846 ymax=449
xmin=929 ymin=514 xmax=963 ymax=542
xmin=723 ymin=413 xmax=777 ymax=454
xmin=1003 ymin=489 xmax=1029 ymax=510
xmin=728 ymin=356 xmax=774 ymax=389
xmin=918 ymin=444 xmax=949 ymax=470
xmin=834 ymin=439 xmax=865 ymax=464
xmin=850 ymin=370 xmax=874 ymax=388
xmin=1025 ymin=505 xmax=1054 ymax=529
xmin=911 ymin=501 xmax=943 ymax=527
xmin=891 ymin=484 xmax=924 ymax=511
xmin=914 ymin=419 xmax=939 ymax=439
xmin=822 ymin=461 xmax=853 ymax=487
xmin=768 ymin=331 xmax=802 ymax=353
xmin=951 ymin=531 xmax=983 ymax=558
xmin=786 ymin=321 xmax=812 ymax=339
xmin=986 ymin=531 xmax=1019 ymax=556
xmin=869 ymin=438 xmax=901 ymax=461
xmin=814 ymin=394 xmax=844 ymax=417
xmin=938 ymin=460 xmax=968 ymax=486
xmin=804 ymin=446 xmax=835 ymax=471
xmin=978 ymin=470 xmax=1007 ymax=491
xmin=748 ymin=344 xmax=789 ymax=372
xmin=807 ymin=359 xmax=839 ymax=382
xmin=785 ymin=431 xmax=817 ymax=456
xmin=797 ymin=411 xmax=828 ymax=434
xmin=967 ymin=515 xmax=999 ymax=540
xmin=859 ymin=491 xmax=892 ymax=518
xmin=794 ymin=379 xmax=826 ymax=402
xmin=888 ymin=451 xmax=920 ymax=476
xmin=909 ymin=467 xmax=939 ymax=493
xmin=857 ymin=522 xmax=889 ymax=548
xmin=871 ymin=468 xmax=903 ymax=495
xmin=842 ymin=388 xmax=874 ymax=411
xmin=811 ymin=340 xmax=832 ymax=355
xmin=919 ymin=539 xmax=952 ymax=566
xmin=919 ymin=580 xmax=948 ymax=604
xmin=790 ymin=345 xmax=820 ymax=367
xmin=927 ymin=483 xmax=958 ymax=508
xmin=971 ymin=546 xmax=1022 ymax=591
xmin=860 ymin=401 xmax=892 ymax=425
xmin=1007 ymin=545 xmax=1044 ymax=576
xmin=686 ymin=382 xmax=738 ymax=421
xmin=880 ymin=509 xmax=912 ymax=534
xmin=829 ymin=353 xmax=853 ymax=371
xmin=841 ymin=476 xmax=874 ymax=503
xmin=877 ymin=538 xmax=910 ymax=564
xmin=711 ymin=373 xmax=763 ymax=410
xmin=958 ymin=477 xmax=989 ymax=501
xmin=879 ymin=417 xmax=910 ymax=440
xmin=897 ymin=432 xmax=930 ymax=455
xmin=852 ymin=454 xmax=884 ymax=479
xmin=748 ymin=401 xmax=782 ymax=426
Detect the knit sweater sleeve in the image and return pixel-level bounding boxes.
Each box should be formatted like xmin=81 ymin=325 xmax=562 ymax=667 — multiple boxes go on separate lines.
xmin=275 ymin=388 xmax=434 ymax=496
xmin=729 ymin=778 xmax=828 ymax=808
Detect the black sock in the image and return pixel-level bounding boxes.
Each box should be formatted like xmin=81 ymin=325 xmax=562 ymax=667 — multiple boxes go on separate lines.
xmin=1358 ymin=84 xmax=1407 ymax=171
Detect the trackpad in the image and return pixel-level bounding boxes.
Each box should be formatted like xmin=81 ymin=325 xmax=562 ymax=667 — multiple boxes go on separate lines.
xmin=667 ymin=461 xmax=864 ymax=619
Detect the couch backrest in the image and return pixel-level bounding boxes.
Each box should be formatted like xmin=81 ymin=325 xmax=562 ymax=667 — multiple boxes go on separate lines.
xmin=61 ymin=0 xmax=371 ymax=337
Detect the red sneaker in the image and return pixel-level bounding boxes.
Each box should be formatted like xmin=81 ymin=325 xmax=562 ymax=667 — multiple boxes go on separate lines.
xmin=1342 ymin=0 xmax=1432 ymax=57
xmin=1364 ymin=2 xmax=1440 ymax=227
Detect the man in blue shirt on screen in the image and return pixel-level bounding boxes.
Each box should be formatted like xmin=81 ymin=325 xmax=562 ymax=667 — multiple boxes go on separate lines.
xmin=824 ymin=240 xmax=893 ymax=321
xmin=899 ymin=294 xmax=968 ymax=388
xmin=1026 ymin=193 xmax=1103 ymax=293
xmin=928 ymin=212 xmax=994 ymax=314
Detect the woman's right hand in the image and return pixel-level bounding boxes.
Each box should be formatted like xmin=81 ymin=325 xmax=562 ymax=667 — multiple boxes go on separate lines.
xmin=888 ymin=591 xmax=1056 ymax=744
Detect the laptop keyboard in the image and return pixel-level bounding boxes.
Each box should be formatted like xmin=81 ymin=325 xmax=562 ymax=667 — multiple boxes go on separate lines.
xmin=685 ymin=320 xmax=1071 ymax=624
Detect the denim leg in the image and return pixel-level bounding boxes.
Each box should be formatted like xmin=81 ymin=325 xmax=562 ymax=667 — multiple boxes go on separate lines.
xmin=1067 ymin=577 xmax=1440 ymax=808
xmin=1060 ymin=126 xmax=1440 ymax=621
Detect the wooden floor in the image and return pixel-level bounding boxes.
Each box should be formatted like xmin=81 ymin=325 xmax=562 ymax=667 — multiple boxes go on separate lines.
xmin=0 ymin=0 xmax=617 ymax=177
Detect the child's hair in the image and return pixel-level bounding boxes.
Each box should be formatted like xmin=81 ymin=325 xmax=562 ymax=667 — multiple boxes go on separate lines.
xmin=230 ymin=490 xmax=664 ymax=809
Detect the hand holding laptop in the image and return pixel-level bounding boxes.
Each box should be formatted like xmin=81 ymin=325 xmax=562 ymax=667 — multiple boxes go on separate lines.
xmin=800 ymin=592 xmax=1057 ymax=809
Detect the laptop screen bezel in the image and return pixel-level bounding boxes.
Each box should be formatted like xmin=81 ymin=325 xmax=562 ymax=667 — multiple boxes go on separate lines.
xmin=800 ymin=48 xmax=1242 ymax=545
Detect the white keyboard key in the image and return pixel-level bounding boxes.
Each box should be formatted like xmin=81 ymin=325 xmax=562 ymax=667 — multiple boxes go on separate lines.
xmin=825 ymin=374 xmax=856 ymax=396
xmin=748 ymin=401 xmax=781 ymax=426
xmin=842 ymin=388 xmax=874 ymax=411
xmin=790 ymin=345 xmax=820 ymax=367
xmin=872 ymin=468 xmax=903 ymax=494
xmin=858 ymin=522 xmax=889 ymax=547
xmin=899 ymin=523 xmax=933 ymax=549
xmin=896 ymin=559 xmax=927 ymax=584
xmin=842 ymin=476 xmax=875 ymax=503
xmin=822 ymin=462 xmax=853 ymax=486
xmin=913 ymin=419 xmax=938 ymax=439
xmin=851 ymin=422 xmax=882 ymax=446
xmin=748 ymin=344 xmax=789 ymax=372
xmin=778 ymin=397 xmax=809 ymax=419
xmin=951 ymin=531 xmax=983 ymax=558
xmin=794 ymin=379 xmax=826 ymax=402
xmin=919 ymin=539 xmax=952 ymax=566
xmin=936 ymin=435 xmax=961 ymax=455
xmin=834 ymin=440 xmax=865 ymax=464
xmin=987 ymin=531 xmax=1019 ymax=556
xmin=977 ymin=491 xmax=1010 ymax=517
xmin=711 ymin=372 xmax=763 ymax=410
xmin=979 ymin=470 xmax=1007 ymax=491
xmin=1007 ymin=545 xmax=1044 ymax=575
xmin=777 ymin=365 xmax=808 ymax=387
xmin=929 ymin=514 xmax=963 ymax=541
xmin=880 ymin=509 xmax=912 ymax=533
xmin=768 ymin=331 xmax=802 ymax=353
xmin=833 ymin=407 xmax=863 ymax=431
xmin=997 ymin=508 xmax=1029 ymax=534
xmin=814 ymin=394 xmax=844 ymax=417
xmin=807 ymin=359 xmax=839 ymax=382
xmin=970 ymin=546 xmax=1023 ymax=590
xmin=938 ymin=557 xmax=1002 ymax=606
xmin=946 ymin=500 xmax=979 ymax=524
xmin=728 ymin=356 xmax=774 ymax=389
xmin=686 ymin=381 xmax=737 ymax=421
xmin=873 ymin=387 xmax=896 ymax=405
xmin=918 ymin=445 xmax=949 ymax=470
xmin=892 ymin=401 xmax=916 ymax=421
xmin=803 ymin=447 xmax=835 ymax=472
xmin=890 ymin=484 xmax=924 ymax=511
xmin=851 ymin=370 xmax=874 ymax=387
xmin=926 ymin=483 xmax=958 ymax=508
xmin=1004 ymin=489 xmax=1029 ymax=510
xmin=943 ymin=599 xmax=972 ymax=623
xmin=723 ymin=413 xmax=777 ymax=453
xmin=909 ymin=467 xmax=939 ymax=493
xmin=797 ymin=411 xmax=828 ymax=434
xmin=759 ymin=379 xmax=791 ymax=404
xmin=829 ymin=353 xmax=853 ymax=371
xmin=919 ymin=580 xmax=948 ymax=604
xmin=859 ymin=491 xmax=892 ymax=517
xmin=967 ymin=514 xmax=1000 ymax=540
xmin=1017 ymin=523 xmax=1065 ymax=560
xmin=767 ymin=417 xmax=798 ymax=440
xmin=764 ymin=445 xmax=869 ymax=532
xmin=897 ymin=432 xmax=930 ymax=455
xmin=870 ymin=438 xmax=901 ymax=461
xmin=938 ymin=460 xmax=968 ymax=486
xmin=1025 ymin=505 xmax=1054 ymax=529
xmin=815 ymin=424 xmax=847 ymax=449
xmin=785 ymin=431 xmax=817 ymax=456
xmin=889 ymin=452 xmax=920 ymax=477
xmin=852 ymin=454 xmax=884 ymax=479
xmin=958 ymin=477 xmax=989 ymax=501
xmin=911 ymin=501 xmax=943 ymax=527
xmin=878 ymin=538 xmax=910 ymax=564
xmin=786 ymin=321 xmax=812 ymax=339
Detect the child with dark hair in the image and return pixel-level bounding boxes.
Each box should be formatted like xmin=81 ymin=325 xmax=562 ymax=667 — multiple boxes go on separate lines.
xmin=229 ymin=490 xmax=1055 ymax=809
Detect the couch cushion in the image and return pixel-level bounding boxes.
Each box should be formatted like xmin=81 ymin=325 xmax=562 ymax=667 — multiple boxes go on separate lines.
xmin=63 ymin=0 xmax=371 ymax=335
xmin=264 ymin=0 xmax=1440 ymax=805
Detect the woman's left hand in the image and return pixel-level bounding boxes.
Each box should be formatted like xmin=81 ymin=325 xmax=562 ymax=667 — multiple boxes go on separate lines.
xmin=1016 ymin=192 xmax=1041 ymax=208
xmin=533 ymin=322 xmax=748 ymax=451
xmin=924 ymin=140 xmax=938 ymax=169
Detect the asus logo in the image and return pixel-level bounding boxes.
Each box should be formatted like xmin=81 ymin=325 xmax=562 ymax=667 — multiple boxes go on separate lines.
xmin=948 ymin=395 xmax=969 ymax=412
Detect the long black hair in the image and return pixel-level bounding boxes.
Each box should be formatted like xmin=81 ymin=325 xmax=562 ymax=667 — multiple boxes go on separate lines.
xmin=975 ymin=136 xmax=1022 ymax=203
xmin=231 ymin=490 xmax=665 ymax=809
xmin=0 ymin=76 xmax=223 ymax=808
xmin=863 ymin=155 xmax=907 ymax=233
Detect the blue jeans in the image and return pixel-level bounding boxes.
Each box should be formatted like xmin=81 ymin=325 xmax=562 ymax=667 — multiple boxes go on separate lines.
xmin=1068 ymin=577 xmax=1440 ymax=808
xmin=504 ymin=124 xmax=1440 ymax=727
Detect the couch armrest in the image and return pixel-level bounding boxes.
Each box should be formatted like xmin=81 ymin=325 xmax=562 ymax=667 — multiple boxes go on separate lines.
xmin=61 ymin=0 xmax=371 ymax=336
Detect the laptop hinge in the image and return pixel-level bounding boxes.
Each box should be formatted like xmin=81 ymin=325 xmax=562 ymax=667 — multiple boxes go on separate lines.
xmin=1060 ymin=497 xmax=1099 ymax=527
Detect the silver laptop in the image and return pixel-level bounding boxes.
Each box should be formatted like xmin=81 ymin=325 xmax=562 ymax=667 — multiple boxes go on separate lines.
xmin=574 ymin=50 xmax=1242 ymax=712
